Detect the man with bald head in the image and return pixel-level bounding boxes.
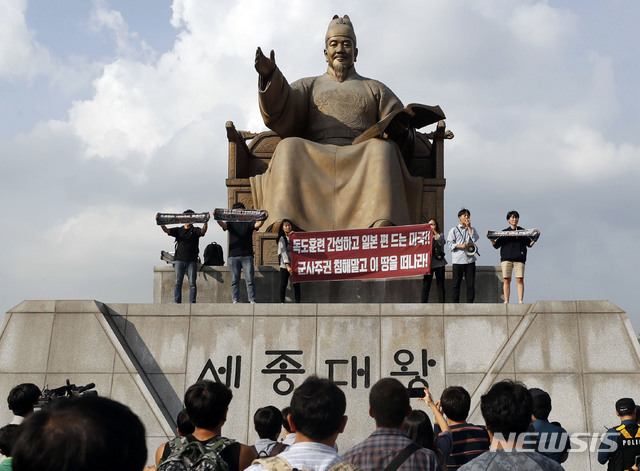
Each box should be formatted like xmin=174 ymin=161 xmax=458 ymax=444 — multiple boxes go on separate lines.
xmin=253 ymin=15 xmax=436 ymax=232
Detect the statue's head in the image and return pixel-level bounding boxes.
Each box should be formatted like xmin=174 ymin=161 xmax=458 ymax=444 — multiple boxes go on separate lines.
xmin=324 ymin=15 xmax=358 ymax=82
xmin=325 ymin=15 xmax=356 ymax=45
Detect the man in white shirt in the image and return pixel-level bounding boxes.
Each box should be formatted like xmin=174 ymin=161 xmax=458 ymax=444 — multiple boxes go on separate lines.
xmin=447 ymin=208 xmax=480 ymax=303
xmin=252 ymin=406 xmax=288 ymax=457
xmin=245 ymin=376 xmax=357 ymax=471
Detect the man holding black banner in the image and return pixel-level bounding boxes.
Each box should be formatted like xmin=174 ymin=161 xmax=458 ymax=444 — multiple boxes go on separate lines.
xmin=158 ymin=209 xmax=208 ymax=303
xmin=216 ymin=202 xmax=267 ymax=303
xmin=488 ymin=210 xmax=537 ymax=304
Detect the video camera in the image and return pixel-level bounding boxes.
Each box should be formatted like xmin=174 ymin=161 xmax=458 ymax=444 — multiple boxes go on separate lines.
xmin=37 ymin=379 xmax=97 ymax=407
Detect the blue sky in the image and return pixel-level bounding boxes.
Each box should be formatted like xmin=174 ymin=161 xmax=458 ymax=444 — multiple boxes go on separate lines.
xmin=1 ymin=0 xmax=639 ymax=329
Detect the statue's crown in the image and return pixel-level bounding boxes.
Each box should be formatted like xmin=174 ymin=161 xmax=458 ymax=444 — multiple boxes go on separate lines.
xmin=325 ymin=15 xmax=356 ymax=44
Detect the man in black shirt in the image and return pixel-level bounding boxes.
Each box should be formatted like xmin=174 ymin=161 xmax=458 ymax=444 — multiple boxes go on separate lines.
xmin=217 ymin=203 xmax=265 ymax=303
xmin=159 ymin=209 xmax=208 ymax=303
xmin=157 ymin=380 xmax=256 ymax=470
xmin=489 ymin=210 xmax=537 ymax=304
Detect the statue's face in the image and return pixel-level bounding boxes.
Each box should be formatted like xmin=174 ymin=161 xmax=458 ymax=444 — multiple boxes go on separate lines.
xmin=324 ymin=36 xmax=357 ymax=71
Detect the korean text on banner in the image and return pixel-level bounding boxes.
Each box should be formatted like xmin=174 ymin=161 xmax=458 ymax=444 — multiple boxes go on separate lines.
xmin=290 ymin=224 xmax=432 ymax=282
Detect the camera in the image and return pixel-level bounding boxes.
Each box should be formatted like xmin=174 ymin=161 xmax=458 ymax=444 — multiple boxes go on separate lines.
xmin=37 ymin=379 xmax=97 ymax=407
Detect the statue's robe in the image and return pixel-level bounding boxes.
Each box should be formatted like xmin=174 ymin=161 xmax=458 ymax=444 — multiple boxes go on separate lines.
xmin=250 ymin=66 xmax=422 ymax=232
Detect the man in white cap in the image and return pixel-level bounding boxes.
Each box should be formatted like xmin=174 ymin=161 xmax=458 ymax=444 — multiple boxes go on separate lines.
xmin=253 ymin=15 xmax=438 ymax=232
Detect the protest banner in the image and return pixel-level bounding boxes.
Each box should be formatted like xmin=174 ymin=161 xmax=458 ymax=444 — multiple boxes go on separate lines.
xmin=156 ymin=212 xmax=210 ymax=225
xmin=291 ymin=224 xmax=432 ymax=283
xmin=213 ymin=208 xmax=268 ymax=222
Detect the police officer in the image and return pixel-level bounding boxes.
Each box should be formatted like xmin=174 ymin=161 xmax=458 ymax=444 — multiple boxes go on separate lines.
xmin=598 ymin=398 xmax=640 ymax=471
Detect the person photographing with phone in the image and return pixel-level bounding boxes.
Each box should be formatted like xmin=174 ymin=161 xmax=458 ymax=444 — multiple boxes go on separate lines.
xmin=403 ymin=386 xmax=452 ymax=470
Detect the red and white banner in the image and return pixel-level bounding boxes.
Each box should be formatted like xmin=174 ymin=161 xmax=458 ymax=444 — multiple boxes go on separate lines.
xmin=290 ymin=224 xmax=432 ymax=283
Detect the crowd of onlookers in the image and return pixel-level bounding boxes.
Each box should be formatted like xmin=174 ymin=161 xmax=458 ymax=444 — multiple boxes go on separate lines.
xmin=0 ymin=378 xmax=637 ymax=471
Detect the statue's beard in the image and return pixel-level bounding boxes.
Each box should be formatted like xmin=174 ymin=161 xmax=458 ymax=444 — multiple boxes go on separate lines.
xmin=332 ymin=62 xmax=351 ymax=82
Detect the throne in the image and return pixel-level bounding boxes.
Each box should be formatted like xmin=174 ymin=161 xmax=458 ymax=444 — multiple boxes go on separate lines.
xmin=225 ymin=120 xmax=452 ymax=266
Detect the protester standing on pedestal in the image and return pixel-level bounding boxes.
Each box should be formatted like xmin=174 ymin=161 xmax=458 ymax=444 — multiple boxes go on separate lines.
xmin=277 ymin=219 xmax=300 ymax=303
xmin=422 ymin=218 xmax=447 ymax=303
xmin=489 ymin=210 xmax=538 ymax=304
xmin=447 ymin=209 xmax=479 ymax=303
xmin=217 ymin=203 xmax=266 ymax=303
xmin=158 ymin=209 xmax=208 ymax=303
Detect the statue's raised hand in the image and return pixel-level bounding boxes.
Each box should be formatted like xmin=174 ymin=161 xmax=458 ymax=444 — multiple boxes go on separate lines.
xmin=255 ymin=47 xmax=276 ymax=78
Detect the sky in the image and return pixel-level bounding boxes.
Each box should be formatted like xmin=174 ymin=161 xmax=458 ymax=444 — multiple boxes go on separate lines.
xmin=1 ymin=0 xmax=639 ymax=330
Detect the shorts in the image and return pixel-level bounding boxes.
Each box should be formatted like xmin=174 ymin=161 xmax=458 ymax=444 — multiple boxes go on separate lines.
xmin=501 ymin=261 xmax=525 ymax=279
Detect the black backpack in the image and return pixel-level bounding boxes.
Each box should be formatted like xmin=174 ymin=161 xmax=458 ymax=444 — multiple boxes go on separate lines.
xmin=157 ymin=436 xmax=233 ymax=471
xmin=203 ymin=242 xmax=224 ymax=266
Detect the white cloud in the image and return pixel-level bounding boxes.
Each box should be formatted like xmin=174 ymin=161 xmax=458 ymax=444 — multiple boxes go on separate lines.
xmin=508 ymin=1 xmax=576 ymax=48
xmin=558 ymin=125 xmax=640 ymax=179
xmin=89 ymin=0 xmax=155 ymax=61
xmin=0 ymin=0 xmax=52 ymax=79
xmin=1 ymin=0 xmax=639 ymax=331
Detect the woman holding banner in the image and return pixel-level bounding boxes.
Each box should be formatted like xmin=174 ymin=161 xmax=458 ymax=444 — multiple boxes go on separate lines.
xmin=277 ymin=219 xmax=301 ymax=303
xmin=422 ymin=219 xmax=447 ymax=303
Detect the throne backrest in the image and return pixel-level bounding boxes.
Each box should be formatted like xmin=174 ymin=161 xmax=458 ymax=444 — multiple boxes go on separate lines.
xmin=224 ymin=120 xmax=450 ymax=265
xmin=226 ymin=120 xmax=446 ymax=182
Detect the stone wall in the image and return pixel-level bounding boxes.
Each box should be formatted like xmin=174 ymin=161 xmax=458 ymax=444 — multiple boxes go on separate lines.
xmin=1 ymin=299 xmax=639 ymax=470
xmin=154 ymin=265 xmax=504 ymax=303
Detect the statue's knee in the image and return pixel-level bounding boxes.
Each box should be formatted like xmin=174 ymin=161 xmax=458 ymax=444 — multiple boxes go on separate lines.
xmin=273 ymin=137 xmax=305 ymax=166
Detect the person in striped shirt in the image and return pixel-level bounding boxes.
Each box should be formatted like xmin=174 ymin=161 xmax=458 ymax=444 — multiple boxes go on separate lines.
xmin=437 ymin=386 xmax=490 ymax=470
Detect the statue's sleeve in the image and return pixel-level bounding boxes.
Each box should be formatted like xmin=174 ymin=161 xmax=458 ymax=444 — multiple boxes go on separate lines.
xmin=372 ymin=80 xmax=404 ymax=120
xmin=258 ymin=66 xmax=311 ymax=138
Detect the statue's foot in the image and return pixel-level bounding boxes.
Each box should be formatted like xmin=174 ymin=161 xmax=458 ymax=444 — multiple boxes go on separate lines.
xmin=371 ymin=219 xmax=395 ymax=228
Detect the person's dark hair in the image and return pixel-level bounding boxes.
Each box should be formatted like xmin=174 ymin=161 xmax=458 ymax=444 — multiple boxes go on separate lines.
xmin=369 ymin=378 xmax=409 ymax=428
xmin=281 ymin=406 xmax=292 ymax=433
xmin=403 ymin=409 xmax=434 ymax=448
xmin=12 ymin=395 xmax=147 ymax=471
xmin=176 ymin=408 xmax=195 ymax=436
xmin=480 ymin=380 xmax=532 ymax=436
xmin=254 ymin=405 xmax=283 ymax=440
xmin=277 ymin=219 xmax=293 ymax=247
xmin=232 ymin=202 xmax=245 ymax=209
xmin=440 ymin=386 xmax=471 ymax=422
xmin=428 ymin=218 xmax=441 ymax=233
xmin=403 ymin=410 xmax=446 ymax=468
xmin=7 ymin=383 xmax=41 ymax=416
xmin=506 ymin=210 xmax=520 ymax=220
xmin=529 ymin=388 xmax=552 ymax=421
xmin=184 ymin=380 xmax=233 ymax=429
xmin=289 ymin=376 xmax=345 ymax=441
xmin=183 ymin=209 xmax=195 ymax=214
xmin=0 ymin=424 xmax=18 ymax=456
xmin=458 ymin=208 xmax=470 ymax=218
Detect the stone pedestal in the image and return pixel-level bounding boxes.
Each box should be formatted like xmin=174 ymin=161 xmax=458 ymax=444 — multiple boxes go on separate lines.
xmin=154 ymin=265 xmax=504 ymax=303
xmin=2 ymin=300 xmax=639 ymax=471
